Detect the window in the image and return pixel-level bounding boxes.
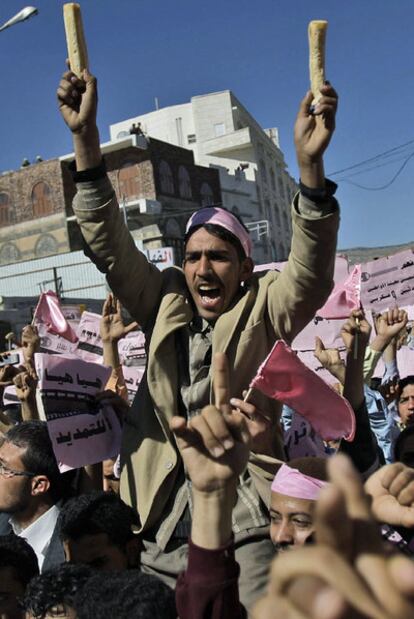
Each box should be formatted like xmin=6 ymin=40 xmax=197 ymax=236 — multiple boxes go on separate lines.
xmin=283 ymin=211 xmax=289 ymax=230
xmin=273 ymin=203 xmax=281 ymax=227
xmin=187 ymin=134 xmax=196 ymax=144
xmin=35 ymin=234 xmax=58 ymax=258
xmin=0 ymin=193 xmax=11 ymax=227
xmin=200 ymin=182 xmax=214 ymax=206
xmin=32 ymin=182 xmax=53 ymax=217
xmin=278 ymin=243 xmax=285 ymax=260
xmin=175 ymin=118 xmax=183 ymax=146
xmin=178 ymin=166 xmax=192 ymax=199
xmin=159 ymin=161 xmax=174 ymax=195
xmin=118 ymin=161 xmax=140 ymax=200
xmin=270 ymin=169 xmax=276 ymax=191
xmin=0 ymin=242 xmax=20 ymax=264
xmin=214 ymin=123 xmax=225 ymax=137
xmin=259 ymin=159 xmax=267 ymax=184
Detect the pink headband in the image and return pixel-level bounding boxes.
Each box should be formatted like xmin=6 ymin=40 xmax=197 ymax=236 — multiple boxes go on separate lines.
xmin=271 ymin=464 xmax=328 ymax=501
xmin=186 ymin=207 xmax=252 ymax=258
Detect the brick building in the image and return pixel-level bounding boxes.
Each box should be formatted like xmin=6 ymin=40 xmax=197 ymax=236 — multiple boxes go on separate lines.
xmin=0 ymin=134 xmax=221 ymax=266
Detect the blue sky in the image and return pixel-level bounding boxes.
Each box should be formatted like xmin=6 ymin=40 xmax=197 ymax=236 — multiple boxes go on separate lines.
xmin=0 ymin=0 xmax=412 ymax=250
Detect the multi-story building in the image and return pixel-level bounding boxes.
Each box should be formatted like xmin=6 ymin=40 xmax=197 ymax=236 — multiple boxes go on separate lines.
xmin=0 ymin=134 xmax=221 ymax=267
xmin=110 ymin=90 xmax=298 ymax=263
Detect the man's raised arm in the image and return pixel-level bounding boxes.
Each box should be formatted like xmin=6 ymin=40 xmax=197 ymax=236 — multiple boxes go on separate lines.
xmin=57 ymin=69 xmax=163 ymax=327
xmin=267 ymin=84 xmax=340 ymax=342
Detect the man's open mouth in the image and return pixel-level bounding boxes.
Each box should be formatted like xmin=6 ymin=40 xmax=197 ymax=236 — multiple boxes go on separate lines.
xmin=198 ymin=285 xmax=221 ymax=307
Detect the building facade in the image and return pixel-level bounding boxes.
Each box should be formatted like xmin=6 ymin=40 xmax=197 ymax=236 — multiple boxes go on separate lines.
xmin=110 ymin=91 xmax=298 ymax=263
xmin=0 ymin=135 xmax=221 ymax=267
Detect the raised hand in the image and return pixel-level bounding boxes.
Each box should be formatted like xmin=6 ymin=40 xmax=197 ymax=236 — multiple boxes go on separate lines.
xmin=314 ymin=336 xmax=345 ymax=382
xmin=21 ymin=324 xmax=40 ymax=364
xmin=294 ymin=84 xmax=338 ymax=167
xmin=365 ymin=462 xmax=414 ymax=529
xmin=375 ymin=308 xmax=408 ymax=346
xmin=170 ymin=352 xmax=251 ymax=494
xmin=340 ymin=309 xmax=371 ymax=354
xmin=100 ymin=294 xmax=133 ymax=344
xmin=57 ymin=68 xmax=97 ymax=135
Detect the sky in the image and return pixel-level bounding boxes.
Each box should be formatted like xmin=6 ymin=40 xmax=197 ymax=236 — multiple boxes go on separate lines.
xmin=0 ymin=0 xmax=413 ymax=250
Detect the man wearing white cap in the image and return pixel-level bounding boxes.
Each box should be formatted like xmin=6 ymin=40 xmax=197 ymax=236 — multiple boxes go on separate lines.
xmin=57 ymin=67 xmax=339 ymax=608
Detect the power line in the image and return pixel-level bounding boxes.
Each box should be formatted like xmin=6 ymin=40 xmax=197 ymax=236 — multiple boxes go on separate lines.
xmin=337 ymin=151 xmax=414 ymax=191
xmin=328 ymin=138 xmax=414 ymax=176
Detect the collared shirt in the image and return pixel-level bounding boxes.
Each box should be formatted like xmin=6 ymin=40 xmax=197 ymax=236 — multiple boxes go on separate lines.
xmin=10 ymin=503 xmax=61 ymax=571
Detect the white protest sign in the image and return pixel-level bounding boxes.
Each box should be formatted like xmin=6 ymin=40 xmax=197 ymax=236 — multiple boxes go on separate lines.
xmin=35 ymin=353 xmax=121 ymax=472
xmin=146 ymin=247 xmax=174 ymax=271
xmin=75 ymin=312 xmax=103 ymax=363
xmin=118 ymin=331 xmax=146 ymax=367
xmin=36 ymin=321 xmax=78 ymax=356
xmin=122 ymin=365 xmax=145 ymax=404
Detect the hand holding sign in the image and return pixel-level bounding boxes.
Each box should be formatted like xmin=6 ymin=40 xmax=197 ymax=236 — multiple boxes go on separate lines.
xmin=170 ymin=352 xmax=251 ymax=494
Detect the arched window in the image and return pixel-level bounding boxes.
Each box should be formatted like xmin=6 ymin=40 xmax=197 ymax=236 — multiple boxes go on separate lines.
xmin=270 ymin=169 xmax=276 ymax=191
xmin=32 ymin=182 xmax=53 ymax=217
xmin=118 ymin=161 xmax=140 ymax=200
xmin=35 ymin=234 xmax=58 ymax=258
xmin=178 ymin=166 xmax=192 ymax=199
xmin=0 ymin=193 xmax=11 ymax=227
xmin=165 ymin=218 xmax=182 ymax=238
xmin=200 ymin=182 xmax=214 ymax=206
xmin=159 ymin=161 xmax=174 ymax=195
xmin=0 ymin=242 xmax=20 ymax=264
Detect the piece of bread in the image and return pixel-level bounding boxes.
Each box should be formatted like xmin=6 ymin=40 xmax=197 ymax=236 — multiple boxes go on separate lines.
xmin=63 ymin=3 xmax=89 ymax=78
xmin=308 ymin=20 xmax=328 ymax=103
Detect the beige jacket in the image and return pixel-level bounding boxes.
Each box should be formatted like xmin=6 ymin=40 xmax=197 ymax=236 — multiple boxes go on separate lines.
xmin=73 ymin=176 xmax=339 ymax=531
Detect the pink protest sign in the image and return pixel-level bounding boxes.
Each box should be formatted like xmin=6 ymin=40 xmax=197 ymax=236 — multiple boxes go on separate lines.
xmin=250 ymin=340 xmax=355 ymax=441
xmin=284 ymin=412 xmax=326 ymax=460
xmin=360 ymin=249 xmax=414 ymax=311
xmin=75 ymin=312 xmax=103 ymax=363
xmin=35 ymin=353 xmax=121 ymax=472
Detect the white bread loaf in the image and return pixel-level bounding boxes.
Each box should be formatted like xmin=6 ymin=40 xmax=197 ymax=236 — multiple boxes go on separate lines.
xmin=63 ymin=3 xmax=89 ymax=78
xmin=308 ymin=20 xmax=328 ymax=103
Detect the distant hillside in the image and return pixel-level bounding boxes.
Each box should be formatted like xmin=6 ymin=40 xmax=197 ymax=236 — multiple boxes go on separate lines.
xmin=339 ymin=241 xmax=414 ymax=265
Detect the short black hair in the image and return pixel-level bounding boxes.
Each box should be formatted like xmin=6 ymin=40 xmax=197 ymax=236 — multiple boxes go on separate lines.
xmin=23 ymin=563 xmax=93 ymax=619
xmin=184 ymin=207 xmax=250 ymax=262
xmin=394 ymin=425 xmax=414 ymax=462
xmin=58 ymin=491 xmax=140 ymax=549
xmin=3 ymin=421 xmax=66 ymax=503
xmin=0 ymin=534 xmax=39 ymax=588
xmin=75 ymin=570 xmax=176 ymax=619
xmin=398 ymin=376 xmax=414 ymax=402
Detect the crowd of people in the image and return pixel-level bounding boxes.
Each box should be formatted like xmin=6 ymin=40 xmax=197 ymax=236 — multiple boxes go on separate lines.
xmin=0 ymin=64 xmax=413 ymax=619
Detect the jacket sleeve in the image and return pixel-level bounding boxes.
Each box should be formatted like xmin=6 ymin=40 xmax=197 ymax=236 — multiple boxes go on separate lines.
xmin=73 ymin=176 xmax=163 ymax=327
xmin=176 ymin=538 xmax=247 ymax=619
xmin=267 ymin=192 xmax=340 ymax=344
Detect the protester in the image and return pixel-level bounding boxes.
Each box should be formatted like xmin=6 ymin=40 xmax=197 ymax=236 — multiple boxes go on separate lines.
xmin=0 ymin=534 xmax=39 ymax=619
xmin=396 ymin=376 xmax=414 ymax=428
xmin=0 ymin=421 xmax=67 ymax=571
xmin=23 ymin=563 xmax=93 ymax=619
xmin=57 ymin=490 xmax=141 ymax=570
xmin=252 ymin=454 xmax=414 ymax=619
xmin=269 ymin=458 xmax=328 ymax=551
xmin=57 ymin=63 xmax=339 ymax=607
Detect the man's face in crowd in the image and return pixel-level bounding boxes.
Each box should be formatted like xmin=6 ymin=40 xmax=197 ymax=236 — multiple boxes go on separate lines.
xmin=0 ymin=441 xmax=32 ymax=515
xmin=398 ymin=384 xmax=414 ymax=426
xmin=183 ymin=228 xmax=252 ymax=322
xmin=269 ymin=492 xmax=315 ymax=552
xmin=63 ymin=532 xmax=129 ymax=572
xmin=0 ymin=566 xmax=25 ymax=619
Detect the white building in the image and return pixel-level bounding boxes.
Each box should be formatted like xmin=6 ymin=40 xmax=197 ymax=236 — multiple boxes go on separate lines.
xmin=110 ymin=91 xmax=298 ymax=264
